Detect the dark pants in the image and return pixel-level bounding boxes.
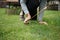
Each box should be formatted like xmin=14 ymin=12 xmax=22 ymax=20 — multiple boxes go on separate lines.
xmin=26 ymin=0 xmax=39 ymax=20
xmin=22 ymin=0 xmax=39 ymax=20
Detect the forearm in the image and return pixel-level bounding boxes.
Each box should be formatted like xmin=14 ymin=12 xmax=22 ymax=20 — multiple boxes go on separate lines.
xmin=39 ymin=0 xmax=47 ymax=10
xmin=20 ymin=0 xmax=29 ymax=14
xmin=38 ymin=0 xmax=47 ymax=21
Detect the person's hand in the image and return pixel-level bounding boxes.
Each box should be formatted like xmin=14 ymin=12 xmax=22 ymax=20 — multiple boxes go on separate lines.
xmin=44 ymin=6 xmax=47 ymax=9
xmin=24 ymin=13 xmax=31 ymax=24
xmin=39 ymin=21 xmax=48 ymax=25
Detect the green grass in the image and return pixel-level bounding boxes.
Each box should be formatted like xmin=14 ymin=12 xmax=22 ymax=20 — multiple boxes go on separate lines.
xmin=0 ymin=8 xmax=60 ymax=40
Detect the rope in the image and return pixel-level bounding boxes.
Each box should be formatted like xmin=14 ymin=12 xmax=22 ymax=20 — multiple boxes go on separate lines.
xmin=31 ymin=6 xmax=48 ymax=19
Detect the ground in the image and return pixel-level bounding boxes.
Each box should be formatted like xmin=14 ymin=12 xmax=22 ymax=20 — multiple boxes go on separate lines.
xmin=0 ymin=8 xmax=60 ymax=40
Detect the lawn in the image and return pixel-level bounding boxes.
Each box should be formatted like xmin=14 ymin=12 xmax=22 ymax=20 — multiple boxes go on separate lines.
xmin=0 ymin=8 xmax=60 ymax=40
